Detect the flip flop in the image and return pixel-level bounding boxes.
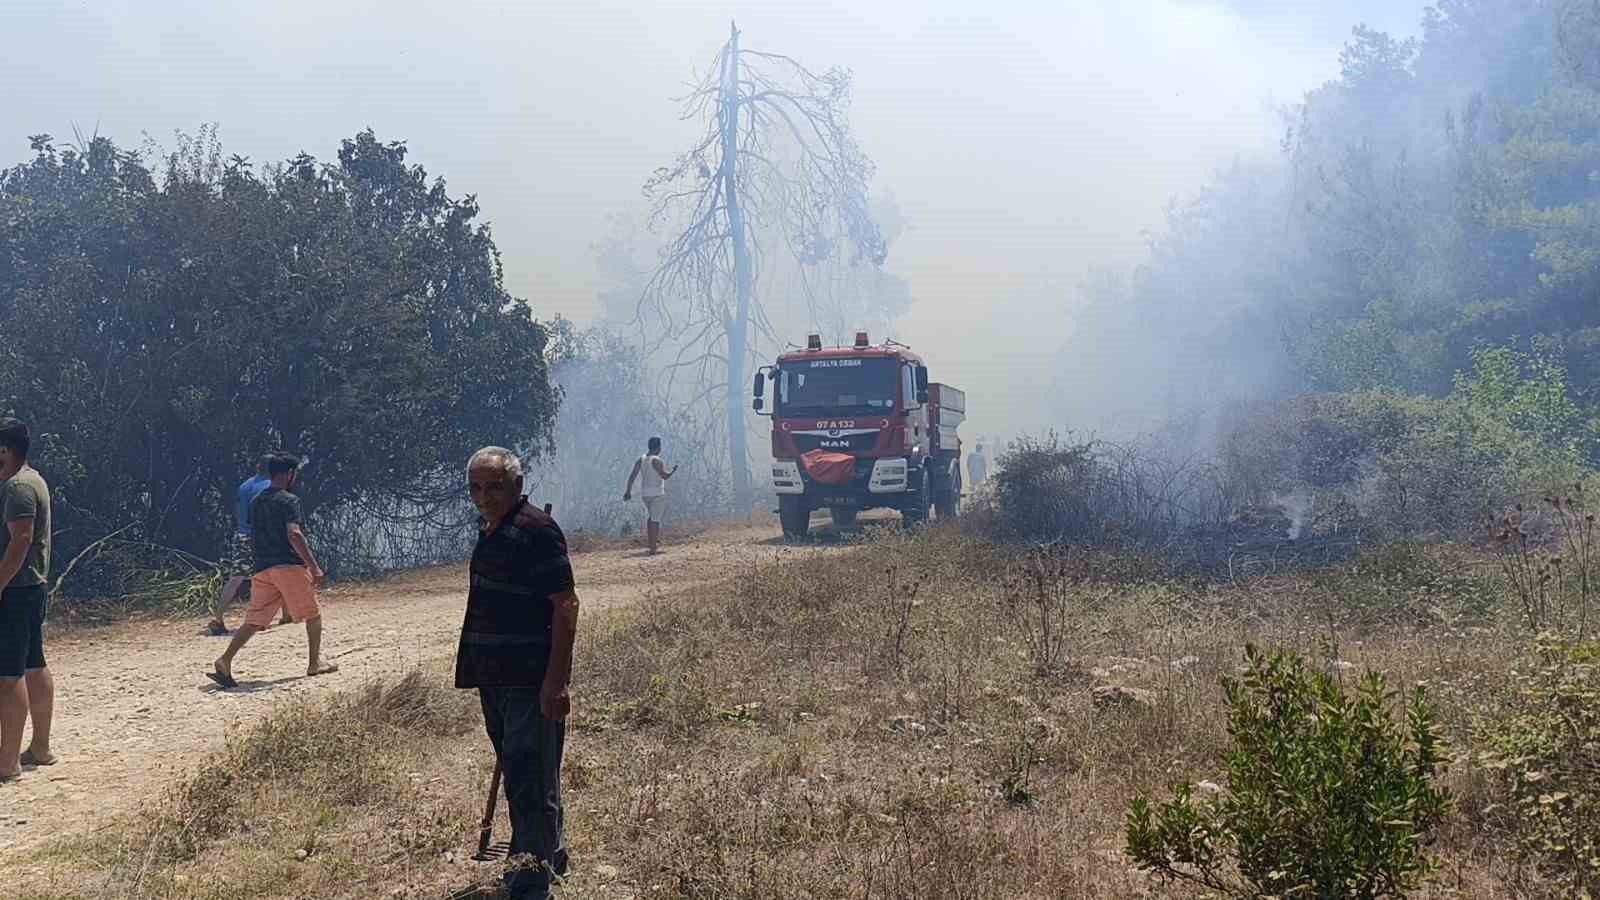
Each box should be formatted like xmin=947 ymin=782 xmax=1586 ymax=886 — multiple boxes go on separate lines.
xmin=20 ymin=749 xmax=56 ymax=767
xmin=205 ymin=670 xmax=238 ymax=689
xmin=0 ymin=771 xmax=20 ymax=785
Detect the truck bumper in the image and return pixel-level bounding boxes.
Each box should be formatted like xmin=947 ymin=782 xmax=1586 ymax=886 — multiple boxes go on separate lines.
xmin=773 ymin=457 xmax=915 ymax=509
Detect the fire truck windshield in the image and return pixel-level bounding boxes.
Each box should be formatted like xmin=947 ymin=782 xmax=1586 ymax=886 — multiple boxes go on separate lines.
xmin=778 ymin=357 xmax=898 ymax=416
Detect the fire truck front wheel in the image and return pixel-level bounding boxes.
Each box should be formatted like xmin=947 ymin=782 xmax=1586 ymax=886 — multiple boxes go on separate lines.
xmin=779 ymin=495 xmax=811 ymax=538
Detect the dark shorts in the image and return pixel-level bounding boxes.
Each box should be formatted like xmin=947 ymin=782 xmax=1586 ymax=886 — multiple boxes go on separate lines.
xmin=0 ymin=583 xmax=47 ymax=679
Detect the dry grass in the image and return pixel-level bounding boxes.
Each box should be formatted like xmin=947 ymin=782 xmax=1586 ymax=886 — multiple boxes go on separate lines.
xmin=12 ymin=667 xmax=495 ymax=900
xmin=563 ymin=525 xmax=1546 ymax=898
xmin=12 ymin=524 xmax=1588 ymax=898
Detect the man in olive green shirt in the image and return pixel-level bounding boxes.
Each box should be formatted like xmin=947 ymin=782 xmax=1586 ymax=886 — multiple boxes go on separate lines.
xmin=0 ymin=419 xmax=55 ymax=781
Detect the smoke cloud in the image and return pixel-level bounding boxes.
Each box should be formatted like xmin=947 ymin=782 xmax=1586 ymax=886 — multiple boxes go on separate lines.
xmin=1 ymin=0 xmax=1426 ymax=449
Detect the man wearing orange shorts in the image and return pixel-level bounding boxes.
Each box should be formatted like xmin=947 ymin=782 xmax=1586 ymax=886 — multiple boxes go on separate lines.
xmin=206 ymin=453 xmax=338 ymax=689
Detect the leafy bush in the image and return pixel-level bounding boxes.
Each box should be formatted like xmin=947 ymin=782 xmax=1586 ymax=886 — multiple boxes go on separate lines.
xmin=987 ymin=432 xmax=1228 ymax=545
xmin=1308 ymin=541 xmax=1500 ymax=629
xmin=989 ymin=433 xmax=1104 ymax=542
xmin=1477 ymin=639 xmax=1600 ymax=895
xmin=1218 ymin=388 xmax=1583 ymax=540
xmin=1126 ymin=645 xmax=1451 ymax=898
xmin=1454 ymin=343 xmax=1589 ymax=458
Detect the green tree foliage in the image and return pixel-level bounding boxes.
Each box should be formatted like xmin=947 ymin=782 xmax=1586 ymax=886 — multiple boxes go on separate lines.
xmin=1063 ymin=1 xmax=1600 ymax=428
xmin=1215 ymin=360 xmax=1590 ymax=542
xmin=0 ymin=128 xmax=558 ymax=589
xmin=1126 ymin=645 xmax=1451 ymax=899
xmin=1453 ymin=341 xmax=1588 ymax=452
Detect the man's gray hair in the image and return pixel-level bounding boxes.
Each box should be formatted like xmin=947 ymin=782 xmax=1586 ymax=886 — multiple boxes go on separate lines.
xmin=468 ymin=446 xmax=523 ymax=481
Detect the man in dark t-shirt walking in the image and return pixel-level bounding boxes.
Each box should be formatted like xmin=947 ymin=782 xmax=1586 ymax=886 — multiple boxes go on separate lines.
xmin=206 ymin=453 xmax=338 ymax=689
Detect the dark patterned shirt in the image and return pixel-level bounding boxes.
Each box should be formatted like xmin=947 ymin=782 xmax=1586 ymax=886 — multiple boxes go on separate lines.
xmin=454 ymin=497 xmax=575 ymax=689
xmin=249 ymin=487 xmax=304 ymax=573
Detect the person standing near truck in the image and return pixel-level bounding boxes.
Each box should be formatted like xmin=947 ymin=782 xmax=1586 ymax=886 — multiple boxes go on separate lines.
xmin=968 ymin=442 xmax=990 ymax=489
xmin=623 ymin=437 xmax=677 ymax=555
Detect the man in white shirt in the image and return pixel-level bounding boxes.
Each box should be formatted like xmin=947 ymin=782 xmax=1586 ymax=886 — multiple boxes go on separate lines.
xmin=623 ymin=437 xmax=677 ymax=555
xmin=968 ymin=442 xmax=990 ymax=488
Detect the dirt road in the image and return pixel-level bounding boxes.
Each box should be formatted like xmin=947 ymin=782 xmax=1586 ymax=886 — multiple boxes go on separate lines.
xmin=0 ymin=523 xmax=810 ymax=856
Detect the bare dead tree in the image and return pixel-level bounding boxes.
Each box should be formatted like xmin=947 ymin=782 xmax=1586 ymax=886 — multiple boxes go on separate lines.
xmin=640 ymin=20 xmax=886 ymax=510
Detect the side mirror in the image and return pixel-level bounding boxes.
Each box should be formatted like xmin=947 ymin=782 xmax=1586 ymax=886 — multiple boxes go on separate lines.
xmin=752 ymin=371 xmax=765 ymax=399
xmin=915 ymin=365 xmax=929 ymax=391
xmin=753 ymin=397 xmax=765 ymax=412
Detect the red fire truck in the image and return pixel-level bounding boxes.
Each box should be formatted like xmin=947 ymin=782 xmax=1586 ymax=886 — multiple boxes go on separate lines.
xmin=753 ymin=331 xmax=965 ymax=538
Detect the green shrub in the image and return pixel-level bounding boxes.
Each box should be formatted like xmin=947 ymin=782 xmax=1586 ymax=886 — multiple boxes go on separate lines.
xmin=1313 ymin=541 xmax=1499 ymax=628
xmin=987 ymin=432 xmax=1229 ymax=545
xmin=1126 ymin=645 xmax=1451 ymax=898
xmin=990 ymin=432 xmax=1104 ymax=542
xmin=1477 ymin=639 xmax=1600 ymax=895
xmin=1218 ymin=389 xmax=1584 ymax=540
xmin=1453 ymin=343 xmax=1588 ymax=457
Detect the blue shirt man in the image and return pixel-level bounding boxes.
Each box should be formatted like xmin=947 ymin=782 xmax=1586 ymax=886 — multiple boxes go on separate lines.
xmin=236 ymin=461 xmax=271 ymax=538
xmin=210 ymin=457 xmax=283 ymax=636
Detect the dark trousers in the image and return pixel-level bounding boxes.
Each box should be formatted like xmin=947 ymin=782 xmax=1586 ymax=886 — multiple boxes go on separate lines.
xmin=480 ymin=687 xmax=567 ymax=899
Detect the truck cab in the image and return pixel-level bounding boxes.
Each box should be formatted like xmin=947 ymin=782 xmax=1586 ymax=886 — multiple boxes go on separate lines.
xmin=754 ymin=332 xmax=964 ymax=537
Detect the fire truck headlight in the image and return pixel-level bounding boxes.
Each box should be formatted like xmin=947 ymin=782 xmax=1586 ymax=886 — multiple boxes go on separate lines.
xmin=771 ymin=460 xmax=803 ymax=495
xmin=869 ymin=458 xmax=910 ymax=493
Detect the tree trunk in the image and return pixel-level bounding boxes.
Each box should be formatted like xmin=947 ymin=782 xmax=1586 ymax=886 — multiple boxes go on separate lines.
xmin=721 ymin=21 xmax=755 ymax=512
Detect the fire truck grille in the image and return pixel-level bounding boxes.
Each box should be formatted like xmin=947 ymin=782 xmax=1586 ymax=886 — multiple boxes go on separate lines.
xmin=792 ymin=431 xmax=878 ymax=454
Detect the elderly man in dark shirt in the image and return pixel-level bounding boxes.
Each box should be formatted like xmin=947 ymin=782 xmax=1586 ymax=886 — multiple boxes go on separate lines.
xmin=459 ymin=446 xmax=580 ymax=900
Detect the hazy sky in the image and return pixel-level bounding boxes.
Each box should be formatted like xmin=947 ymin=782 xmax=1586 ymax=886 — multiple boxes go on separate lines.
xmin=2 ymin=0 xmax=1422 ymax=442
